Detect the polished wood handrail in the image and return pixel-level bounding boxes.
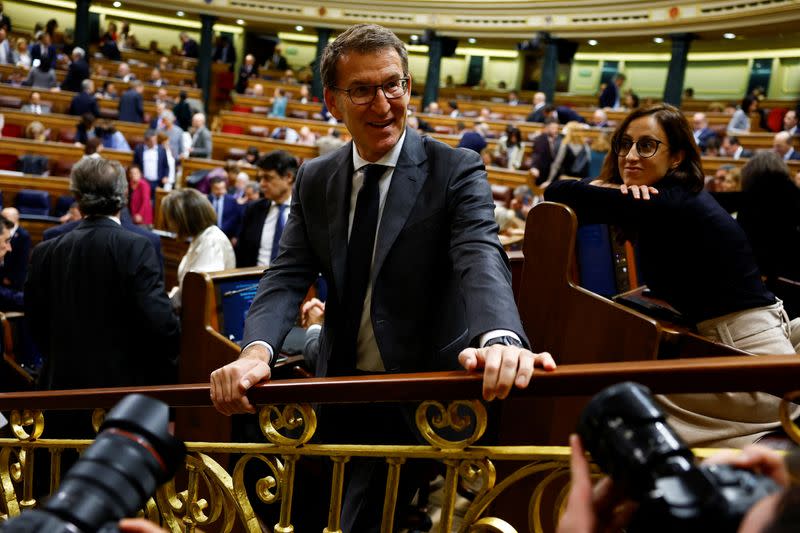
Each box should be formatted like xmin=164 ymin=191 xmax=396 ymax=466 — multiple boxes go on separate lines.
xmin=1 ymin=355 xmax=798 ymax=411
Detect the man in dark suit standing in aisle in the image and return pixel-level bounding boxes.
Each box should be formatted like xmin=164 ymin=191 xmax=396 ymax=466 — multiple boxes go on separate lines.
xmin=210 ymin=24 xmax=555 ymax=530
xmin=530 ymin=118 xmax=562 ymax=185
xmin=235 ymin=150 xmax=295 ymax=268
xmin=68 ymin=79 xmax=100 ymax=117
xmin=208 ymin=176 xmax=242 ymax=240
xmin=236 ymin=54 xmax=259 ymax=94
xmin=118 ymin=80 xmax=145 ymax=123
xmin=180 ymin=32 xmax=199 ymax=58
xmin=133 ymin=130 xmax=170 ymax=193
xmin=60 ymin=47 xmax=89 ymax=93
xmin=25 ymin=157 xmax=180 ymax=390
xmin=598 ymin=73 xmax=625 ymax=109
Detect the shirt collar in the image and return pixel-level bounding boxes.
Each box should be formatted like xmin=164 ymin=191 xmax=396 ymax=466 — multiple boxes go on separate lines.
xmin=106 ymin=215 xmax=121 ymax=225
xmin=352 ymin=130 xmax=406 ymax=173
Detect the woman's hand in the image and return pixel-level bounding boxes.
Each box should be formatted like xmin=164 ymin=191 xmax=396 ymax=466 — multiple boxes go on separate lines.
xmin=620 ymin=184 xmax=659 ymax=200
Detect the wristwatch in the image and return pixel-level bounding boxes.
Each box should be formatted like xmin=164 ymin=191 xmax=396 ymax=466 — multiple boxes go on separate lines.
xmin=484 ymin=335 xmax=523 ymax=348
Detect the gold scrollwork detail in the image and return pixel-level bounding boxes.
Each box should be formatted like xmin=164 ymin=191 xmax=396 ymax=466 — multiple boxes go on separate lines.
xmin=157 ymin=453 xmax=261 ymax=532
xmin=259 ymin=404 xmax=317 ymax=446
xmin=468 ymin=516 xmax=518 ymax=532
xmin=415 ymin=400 xmax=487 ymax=449
xmin=780 ymin=390 xmax=800 ymax=445
xmin=9 ymin=410 xmax=44 ymax=441
xmin=233 ymin=453 xmax=284 ymax=506
xmin=459 ymin=458 xmax=496 ymax=502
xmin=91 ymin=409 xmax=106 ymax=434
xmin=0 ymin=447 xmax=23 ymax=518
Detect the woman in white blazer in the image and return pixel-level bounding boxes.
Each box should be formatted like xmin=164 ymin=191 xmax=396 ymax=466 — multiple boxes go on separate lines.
xmin=161 ymin=188 xmax=235 ymax=309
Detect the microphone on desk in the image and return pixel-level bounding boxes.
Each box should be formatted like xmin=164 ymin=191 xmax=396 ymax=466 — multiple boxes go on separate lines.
xmin=223 ymin=286 xmax=254 ymax=297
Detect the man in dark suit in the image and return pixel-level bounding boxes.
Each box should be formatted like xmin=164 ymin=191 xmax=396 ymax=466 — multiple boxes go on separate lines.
xmin=720 ymin=136 xmax=753 ymax=160
xmin=774 ymin=131 xmax=800 ymax=161
xmin=210 ymin=24 xmax=555 ymax=530
xmin=235 ymin=150 xmax=295 ymax=267
xmin=30 ymin=31 xmax=56 ymax=71
xmin=530 ymin=118 xmax=562 ymax=185
xmin=0 ymin=2 xmax=12 ymax=32
xmin=25 ymin=157 xmax=180 ymax=391
xmin=208 ymin=176 xmax=242 ymax=240
xmin=236 ymin=54 xmax=259 ymax=94
xmin=598 ymin=73 xmax=626 ymax=109
xmin=60 ymin=47 xmax=90 ymax=93
xmin=180 ymin=32 xmax=199 ymax=58
xmin=692 ymin=112 xmax=718 ymax=153
xmin=133 ymin=130 xmax=170 ymax=193
xmin=43 ymin=206 xmax=164 ymax=274
xmin=212 ymin=35 xmax=236 ymax=71
xmin=525 ymin=91 xmax=547 ymax=123
xmin=68 ymin=79 xmax=100 ymax=117
xmin=118 ymin=80 xmax=145 ymax=123
xmin=0 ymin=207 xmax=30 ymax=293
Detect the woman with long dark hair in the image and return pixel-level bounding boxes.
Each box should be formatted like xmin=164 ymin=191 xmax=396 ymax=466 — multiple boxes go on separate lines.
xmin=544 ymin=103 xmax=799 ymax=448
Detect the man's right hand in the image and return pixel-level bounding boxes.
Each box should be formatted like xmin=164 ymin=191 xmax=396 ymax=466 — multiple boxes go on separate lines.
xmin=210 ymin=344 xmax=271 ymax=415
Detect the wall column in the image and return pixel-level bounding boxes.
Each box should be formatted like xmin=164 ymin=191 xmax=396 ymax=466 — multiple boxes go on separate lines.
xmin=422 ymin=31 xmax=442 ymax=111
xmin=197 ymin=14 xmax=217 ymax=113
xmin=74 ymin=0 xmax=91 ymax=51
xmin=540 ymin=34 xmax=558 ymax=104
xmin=312 ymin=27 xmax=332 ymax=101
xmin=663 ymin=33 xmax=694 ymax=107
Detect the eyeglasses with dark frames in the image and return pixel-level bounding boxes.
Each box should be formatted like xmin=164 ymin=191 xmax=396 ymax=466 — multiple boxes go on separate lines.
xmin=331 ymin=77 xmax=409 ymax=105
xmin=613 ymin=137 xmax=666 ymax=159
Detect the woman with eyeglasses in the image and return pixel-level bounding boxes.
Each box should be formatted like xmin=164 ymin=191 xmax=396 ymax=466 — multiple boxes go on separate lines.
xmin=544 ymin=103 xmax=800 ymax=449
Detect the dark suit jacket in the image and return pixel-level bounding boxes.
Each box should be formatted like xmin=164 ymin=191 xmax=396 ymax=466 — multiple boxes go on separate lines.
xmin=242 ymin=127 xmax=526 ymax=377
xmin=118 ymin=88 xmax=144 ymax=123
xmin=212 ymin=44 xmax=236 ymax=69
xmin=235 ymin=198 xmax=272 ymax=267
xmin=555 ymin=106 xmax=586 ymax=124
xmin=599 ymin=83 xmax=619 ymax=108
xmin=526 ymin=104 xmax=546 ymax=123
xmin=30 ymin=43 xmax=56 ymax=70
xmin=694 ymin=127 xmax=718 ymax=152
xmin=26 ymin=217 xmax=180 ymax=389
xmin=133 ymin=144 xmax=170 ymax=184
xmin=68 ymin=91 xmax=100 ymax=118
xmin=208 ymin=194 xmax=242 ymax=239
xmin=60 ymin=58 xmax=89 ymax=93
xmin=531 ymin=134 xmax=561 ymax=185
xmin=183 ymin=39 xmax=199 ymax=58
xmin=0 ymin=225 xmax=30 ymax=290
xmin=236 ymin=64 xmax=259 ymax=94
xmin=42 ymin=213 xmax=165 ymax=274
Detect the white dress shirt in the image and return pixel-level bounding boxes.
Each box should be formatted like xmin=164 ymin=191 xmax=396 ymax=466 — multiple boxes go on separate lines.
xmin=142 ymin=145 xmax=159 ymax=182
xmin=256 ymin=197 xmax=291 ymax=267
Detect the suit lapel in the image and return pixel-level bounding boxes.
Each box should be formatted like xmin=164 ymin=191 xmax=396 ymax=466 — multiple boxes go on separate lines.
xmin=371 ymin=128 xmax=427 ymax=283
xmin=326 ymin=144 xmax=354 ymax=302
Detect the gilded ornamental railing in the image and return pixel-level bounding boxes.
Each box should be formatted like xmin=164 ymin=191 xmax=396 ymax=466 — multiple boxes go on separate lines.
xmin=0 ymin=355 xmax=799 ymax=532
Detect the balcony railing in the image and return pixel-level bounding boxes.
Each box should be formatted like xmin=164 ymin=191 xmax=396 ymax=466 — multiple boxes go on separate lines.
xmin=0 ymin=355 xmax=798 ymax=532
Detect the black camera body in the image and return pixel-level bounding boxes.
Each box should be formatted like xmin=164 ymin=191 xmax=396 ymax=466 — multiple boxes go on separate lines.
xmin=578 ymin=382 xmax=780 ymax=533
xmin=0 ymin=394 xmax=185 ymax=533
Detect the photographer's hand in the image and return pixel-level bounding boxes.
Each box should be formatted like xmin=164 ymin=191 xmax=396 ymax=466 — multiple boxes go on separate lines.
xmin=119 ymin=518 xmax=168 ymax=533
xmin=702 ymin=445 xmax=790 ymax=487
xmin=557 ymin=435 xmax=637 ymax=533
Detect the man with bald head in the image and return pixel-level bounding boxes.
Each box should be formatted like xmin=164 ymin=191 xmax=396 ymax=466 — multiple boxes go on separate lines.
xmin=784 ymin=110 xmax=798 ymax=136
xmin=773 ymin=131 xmax=800 ymax=161
xmin=236 ymin=53 xmax=259 ymax=93
xmin=692 ymin=112 xmax=718 ymax=153
xmin=0 ymin=209 xmax=23 ymax=310
xmin=526 ymin=91 xmax=548 ymax=123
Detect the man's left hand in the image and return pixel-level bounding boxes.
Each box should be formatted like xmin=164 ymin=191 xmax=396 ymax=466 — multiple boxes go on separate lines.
xmin=458 ymin=344 xmax=556 ymax=401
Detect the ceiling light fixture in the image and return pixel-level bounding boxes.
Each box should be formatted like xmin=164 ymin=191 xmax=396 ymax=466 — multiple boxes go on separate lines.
xmin=468 ymin=37 xmax=476 ymax=44
xmin=176 ymin=10 xmax=184 ymax=17
xmin=653 ymin=37 xmax=664 ymax=44
xmin=588 ymin=39 xmax=598 ymax=46
xmin=295 ymin=25 xmax=304 ymax=32
xmin=236 ymin=19 xmax=245 ymax=25
xmin=410 ymin=34 xmax=419 ymax=41
xmin=112 ymin=1 xmax=121 ymax=7
xmin=723 ymin=32 xmax=736 ymax=39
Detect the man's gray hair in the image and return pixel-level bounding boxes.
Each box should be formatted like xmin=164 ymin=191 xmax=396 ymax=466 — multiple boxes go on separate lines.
xmin=162 ymin=110 xmax=176 ymax=123
xmin=72 ymin=47 xmax=85 ymax=58
xmin=69 ymin=157 xmax=128 ymax=216
xmin=320 ymin=24 xmax=408 ymax=89
xmin=81 ymin=78 xmax=92 ymax=92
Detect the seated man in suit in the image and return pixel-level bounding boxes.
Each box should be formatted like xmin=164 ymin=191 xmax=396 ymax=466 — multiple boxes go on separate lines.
xmin=692 ymin=113 xmax=718 ymax=154
xmin=26 ymin=157 xmax=180 ymax=391
xmin=211 ymin=23 xmax=555 ymax=531
xmin=208 ymin=176 xmax=242 ymax=240
xmin=0 ymin=207 xmax=30 ymax=292
xmin=0 ymin=211 xmax=22 ymax=310
xmin=720 ymin=135 xmax=753 ymax=160
xmin=20 ymin=91 xmax=50 ymax=115
xmin=235 ymin=150 xmax=295 ymax=267
xmin=774 ymin=131 xmax=800 ymax=161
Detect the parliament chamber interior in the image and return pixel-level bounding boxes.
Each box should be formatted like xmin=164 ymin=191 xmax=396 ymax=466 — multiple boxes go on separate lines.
xmin=0 ymin=0 xmax=797 ymax=531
